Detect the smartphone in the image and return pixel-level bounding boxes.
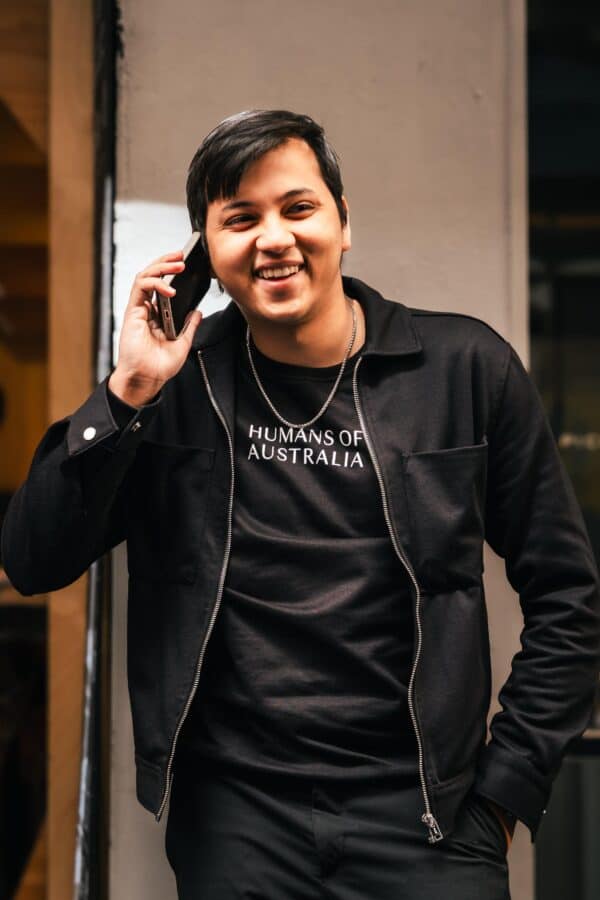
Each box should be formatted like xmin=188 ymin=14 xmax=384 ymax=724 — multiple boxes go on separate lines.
xmin=155 ymin=232 xmax=212 ymax=339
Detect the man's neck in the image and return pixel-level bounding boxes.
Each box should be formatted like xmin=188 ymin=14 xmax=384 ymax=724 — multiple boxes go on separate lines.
xmin=247 ymin=296 xmax=366 ymax=368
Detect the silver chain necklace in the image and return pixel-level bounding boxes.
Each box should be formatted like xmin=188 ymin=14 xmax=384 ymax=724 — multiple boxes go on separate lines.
xmin=245 ymin=298 xmax=357 ymax=429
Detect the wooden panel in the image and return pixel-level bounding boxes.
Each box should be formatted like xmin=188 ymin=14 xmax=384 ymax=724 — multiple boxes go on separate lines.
xmin=0 ymin=246 xmax=47 ymax=360
xmin=13 ymin=820 xmax=46 ymax=900
xmin=0 ymin=164 xmax=47 ymax=245
xmin=0 ymin=344 xmax=47 ymax=492
xmin=0 ymin=246 xmax=47 ymax=298
xmin=0 ymin=0 xmax=48 ymax=153
xmin=48 ymin=0 xmax=94 ymax=898
xmin=49 ymin=0 xmax=94 ymax=420
xmin=0 ymin=100 xmax=46 ymax=167
xmin=0 ymin=106 xmax=49 ymax=358
xmin=0 ymin=297 xmax=47 ymax=360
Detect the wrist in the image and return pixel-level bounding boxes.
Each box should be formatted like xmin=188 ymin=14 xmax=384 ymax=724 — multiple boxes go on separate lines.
xmin=108 ymin=369 xmax=162 ymax=407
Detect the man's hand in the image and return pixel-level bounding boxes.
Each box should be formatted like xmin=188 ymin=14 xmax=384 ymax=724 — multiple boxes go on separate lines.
xmin=108 ymin=251 xmax=204 ymax=407
xmin=485 ymin=799 xmax=516 ymax=851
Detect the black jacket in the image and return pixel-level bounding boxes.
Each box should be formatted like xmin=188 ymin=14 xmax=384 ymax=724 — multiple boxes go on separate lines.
xmin=2 ymin=276 xmax=599 ymax=842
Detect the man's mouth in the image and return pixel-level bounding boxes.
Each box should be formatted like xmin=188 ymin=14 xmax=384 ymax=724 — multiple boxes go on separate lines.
xmin=255 ymin=264 xmax=304 ymax=281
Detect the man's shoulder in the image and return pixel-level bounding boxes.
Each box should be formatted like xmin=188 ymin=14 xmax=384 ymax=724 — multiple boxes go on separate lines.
xmin=399 ymin=306 xmax=514 ymax=393
xmin=406 ymin=305 xmax=510 ymax=353
xmin=347 ymin=276 xmax=511 ymax=362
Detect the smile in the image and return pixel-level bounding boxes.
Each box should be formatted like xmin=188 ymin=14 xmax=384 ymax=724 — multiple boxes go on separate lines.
xmin=255 ymin=264 xmax=304 ymax=281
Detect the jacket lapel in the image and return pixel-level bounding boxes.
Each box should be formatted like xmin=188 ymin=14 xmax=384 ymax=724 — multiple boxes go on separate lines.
xmin=193 ymin=300 xmax=244 ymax=440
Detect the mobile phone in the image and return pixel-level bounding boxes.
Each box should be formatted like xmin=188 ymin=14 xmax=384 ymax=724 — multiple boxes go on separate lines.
xmin=155 ymin=232 xmax=212 ymax=339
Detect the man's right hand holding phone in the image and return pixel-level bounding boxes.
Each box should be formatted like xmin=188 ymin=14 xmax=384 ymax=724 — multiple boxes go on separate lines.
xmin=108 ymin=250 xmax=204 ymax=407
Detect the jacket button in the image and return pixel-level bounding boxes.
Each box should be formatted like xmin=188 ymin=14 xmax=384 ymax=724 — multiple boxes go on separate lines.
xmin=83 ymin=426 xmax=97 ymax=441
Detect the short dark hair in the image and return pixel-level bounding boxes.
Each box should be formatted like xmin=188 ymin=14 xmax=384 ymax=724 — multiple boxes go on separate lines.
xmin=186 ymin=109 xmax=347 ymax=245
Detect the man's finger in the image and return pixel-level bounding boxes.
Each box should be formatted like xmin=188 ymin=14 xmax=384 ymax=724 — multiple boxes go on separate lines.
xmin=139 ymin=258 xmax=185 ymax=280
xmin=129 ymin=276 xmax=176 ymax=308
xmin=142 ymin=250 xmax=184 ymax=273
xmin=157 ymin=250 xmax=184 ymax=263
xmin=126 ymin=253 xmax=185 ymax=310
xmin=143 ymin=299 xmax=161 ymax=327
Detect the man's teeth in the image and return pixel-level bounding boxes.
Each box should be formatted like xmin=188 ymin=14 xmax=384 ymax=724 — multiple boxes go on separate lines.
xmin=257 ymin=265 xmax=302 ymax=279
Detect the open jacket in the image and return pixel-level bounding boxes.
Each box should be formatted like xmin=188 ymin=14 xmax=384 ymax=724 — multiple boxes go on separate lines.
xmin=2 ymin=276 xmax=599 ymax=843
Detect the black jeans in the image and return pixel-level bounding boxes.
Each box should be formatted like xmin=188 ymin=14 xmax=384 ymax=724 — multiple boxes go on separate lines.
xmin=165 ymin=764 xmax=511 ymax=899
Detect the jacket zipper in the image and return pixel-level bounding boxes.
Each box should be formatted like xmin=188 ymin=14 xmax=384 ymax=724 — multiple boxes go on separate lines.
xmin=155 ymin=350 xmax=235 ymax=821
xmin=351 ymin=356 xmax=443 ymax=843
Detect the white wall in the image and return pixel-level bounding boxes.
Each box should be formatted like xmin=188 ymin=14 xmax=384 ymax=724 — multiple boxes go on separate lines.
xmin=111 ymin=1 xmax=530 ymax=897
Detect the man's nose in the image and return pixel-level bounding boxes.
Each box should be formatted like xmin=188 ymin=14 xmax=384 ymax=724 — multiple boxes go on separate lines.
xmin=255 ymin=217 xmax=295 ymax=253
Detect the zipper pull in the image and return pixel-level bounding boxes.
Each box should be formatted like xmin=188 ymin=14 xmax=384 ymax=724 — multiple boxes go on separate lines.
xmin=421 ymin=812 xmax=443 ymax=843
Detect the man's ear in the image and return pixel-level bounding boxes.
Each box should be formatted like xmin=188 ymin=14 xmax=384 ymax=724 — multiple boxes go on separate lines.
xmin=206 ymin=255 xmax=222 ymax=291
xmin=202 ymin=238 xmax=217 ymax=280
xmin=341 ymin=196 xmax=351 ymax=252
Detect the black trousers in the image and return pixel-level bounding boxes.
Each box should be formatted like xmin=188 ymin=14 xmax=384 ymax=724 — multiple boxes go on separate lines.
xmin=165 ymin=764 xmax=511 ymax=899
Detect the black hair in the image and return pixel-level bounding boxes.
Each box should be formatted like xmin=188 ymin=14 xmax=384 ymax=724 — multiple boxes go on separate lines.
xmin=186 ymin=109 xmax=347 ymax=247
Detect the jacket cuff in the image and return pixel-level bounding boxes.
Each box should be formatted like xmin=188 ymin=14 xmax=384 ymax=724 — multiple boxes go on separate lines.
xmin=106 ymin=382 xmax=141 ymax=430
xmin=67 ymin=377 xmax=161 ymax=457
xmin=473 ymin=743 xmax=550 ymax=840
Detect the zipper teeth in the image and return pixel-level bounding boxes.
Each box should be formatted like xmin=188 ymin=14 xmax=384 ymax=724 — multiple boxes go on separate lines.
xmin=155 ymin=351 xmax=235 ymax=821
xmin=351 ymin=356 xmax=441 ymax=840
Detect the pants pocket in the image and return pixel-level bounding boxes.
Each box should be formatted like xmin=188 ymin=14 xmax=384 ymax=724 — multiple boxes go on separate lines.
xmin=449 ymin=792 xmax=508 ymax=863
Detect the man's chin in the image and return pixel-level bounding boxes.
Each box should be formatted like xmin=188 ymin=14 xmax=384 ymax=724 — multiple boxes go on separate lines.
xmin=238 ymin=292 xmax=310 ymax=326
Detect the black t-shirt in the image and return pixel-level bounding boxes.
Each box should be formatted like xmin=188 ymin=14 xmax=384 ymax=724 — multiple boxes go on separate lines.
xmin=177 ymin=335 xmax=419 ymax=784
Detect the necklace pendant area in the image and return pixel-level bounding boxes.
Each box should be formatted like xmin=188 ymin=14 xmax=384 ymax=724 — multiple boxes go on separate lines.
xmin=245 ymin=298 xmax=358 ymax=429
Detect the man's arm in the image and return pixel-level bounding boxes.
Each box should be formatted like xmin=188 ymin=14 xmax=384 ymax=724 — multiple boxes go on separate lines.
xmin=1 ymin=248 xmax=204 ymax=596
xmin=0 ymin=378 xmax=160 ymax=595
xmin=475 ymin=347 xmax=600 ymax=838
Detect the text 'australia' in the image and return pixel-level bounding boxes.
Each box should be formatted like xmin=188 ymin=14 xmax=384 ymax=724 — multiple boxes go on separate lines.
xmin=246 ymin=424 xmax=365 ymax=468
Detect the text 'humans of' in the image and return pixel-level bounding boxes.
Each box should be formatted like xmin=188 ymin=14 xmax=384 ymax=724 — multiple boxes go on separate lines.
xmin=247 ymin=424 xmax=365 ymax=468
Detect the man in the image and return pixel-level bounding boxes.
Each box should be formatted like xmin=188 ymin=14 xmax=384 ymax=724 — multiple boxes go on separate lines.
xmin=2 ymin=110 xmax=599 ymax=899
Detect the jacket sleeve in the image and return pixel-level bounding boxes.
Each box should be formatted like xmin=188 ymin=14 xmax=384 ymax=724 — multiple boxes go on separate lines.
xmin=474 ymin=346 xmax=600 ymax=838
xmin=1 ymin=376 xmax=161 ymax=595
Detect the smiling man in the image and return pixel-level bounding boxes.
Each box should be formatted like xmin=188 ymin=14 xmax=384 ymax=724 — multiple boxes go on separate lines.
xmin=2 ymin=110 xmax=599 ymax=900
xmin=202 ymin=137 xmax=357 ymax=365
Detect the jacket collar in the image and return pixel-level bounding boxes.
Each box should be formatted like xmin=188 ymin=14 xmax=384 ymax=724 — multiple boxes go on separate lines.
xmin=193 ymin=275 xmax=422 ymax=359
xmin=342 ymin=276 xmax=421 ymax=358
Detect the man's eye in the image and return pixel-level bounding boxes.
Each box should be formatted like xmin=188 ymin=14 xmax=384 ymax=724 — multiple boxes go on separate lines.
xmin=225 ymin=214 xmax=254 ymax=226
xmin=288 ymin=202 xmax=314 ymax=214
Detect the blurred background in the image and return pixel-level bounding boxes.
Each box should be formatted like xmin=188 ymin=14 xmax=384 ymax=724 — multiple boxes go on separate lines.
xmin=0 ymin=1 xmax=598 ymax=898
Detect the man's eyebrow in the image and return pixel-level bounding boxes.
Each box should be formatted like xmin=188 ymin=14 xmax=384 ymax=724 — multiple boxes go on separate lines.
xmin=220 ymin=188 xmax=318 ymax=212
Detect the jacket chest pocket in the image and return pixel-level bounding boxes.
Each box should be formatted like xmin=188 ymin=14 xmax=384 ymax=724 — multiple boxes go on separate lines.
xmin=126 ymin=440 xmax=215 ymax=584
xmin=402 ymin=440 xmax=487 ymax=591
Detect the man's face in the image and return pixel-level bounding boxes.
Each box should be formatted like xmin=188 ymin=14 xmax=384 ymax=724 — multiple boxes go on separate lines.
xmin=204 ymin=138 xmax=351 ymax=330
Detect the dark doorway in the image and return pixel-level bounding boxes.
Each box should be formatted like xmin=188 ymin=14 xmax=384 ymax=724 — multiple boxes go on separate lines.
xmin=528 ymin=4 xmax=600 ymax=898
